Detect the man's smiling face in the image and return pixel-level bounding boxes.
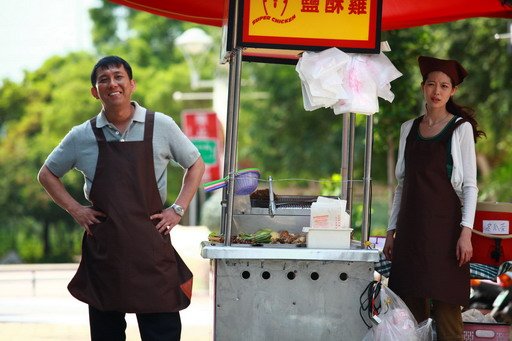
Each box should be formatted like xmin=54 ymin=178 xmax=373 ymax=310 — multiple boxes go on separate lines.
xmin=91 ymin=64 xmax=135 ymax=108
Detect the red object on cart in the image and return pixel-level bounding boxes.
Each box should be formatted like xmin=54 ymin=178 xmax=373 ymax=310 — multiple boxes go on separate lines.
xmin=472 ymin=202 xmax=512 ymax=266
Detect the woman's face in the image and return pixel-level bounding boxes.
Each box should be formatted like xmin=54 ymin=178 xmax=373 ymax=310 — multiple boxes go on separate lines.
xmin=421 ymin=71 xmax=457 ymax=110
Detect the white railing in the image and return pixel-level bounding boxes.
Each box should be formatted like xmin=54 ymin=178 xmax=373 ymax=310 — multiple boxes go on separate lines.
xmin=0 ymin=263 xmax=78 ymax=297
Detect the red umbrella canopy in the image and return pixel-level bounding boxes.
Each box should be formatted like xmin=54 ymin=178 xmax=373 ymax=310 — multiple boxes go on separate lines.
xmin=108 ymin=0 xmax=511 ymax=29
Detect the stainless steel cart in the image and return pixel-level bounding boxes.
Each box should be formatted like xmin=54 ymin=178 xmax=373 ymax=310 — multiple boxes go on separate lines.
xmin=202 ymin=184 xmax=379 ymax=340
xmin=201 ymin=3 xmax=379 ymax=338
xmin=202 ymin=243 xmax=378 ymax=340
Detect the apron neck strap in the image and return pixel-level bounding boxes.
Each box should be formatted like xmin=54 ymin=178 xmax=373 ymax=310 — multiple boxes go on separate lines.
xmin=144 ymin=110 xmax=155 ymax=141
xmin=89 ymin=110 xmax=156 ymax=143
xmin=90 ymin=117 xmax=105 ymax=142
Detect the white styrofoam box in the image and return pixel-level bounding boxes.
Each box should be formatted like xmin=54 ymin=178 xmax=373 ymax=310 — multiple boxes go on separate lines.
xmin=305 ymin=227 xmax=353 ymax=249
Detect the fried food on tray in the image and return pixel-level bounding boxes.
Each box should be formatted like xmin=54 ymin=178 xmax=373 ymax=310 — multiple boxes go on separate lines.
xmin=208 ymin=229 xmax=306 ymax=245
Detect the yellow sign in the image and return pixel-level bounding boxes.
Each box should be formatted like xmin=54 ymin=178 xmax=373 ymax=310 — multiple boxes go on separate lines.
xmin=240 ymin=0 xmax=381 ymax=52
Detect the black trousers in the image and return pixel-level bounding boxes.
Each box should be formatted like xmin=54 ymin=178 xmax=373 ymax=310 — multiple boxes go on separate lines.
xmin=88 ymin=305 xmax=181 ymax=341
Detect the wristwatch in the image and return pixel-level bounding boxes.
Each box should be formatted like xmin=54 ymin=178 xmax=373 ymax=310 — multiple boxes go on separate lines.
xmin=171 ymin=203 xmax=185 ymax=217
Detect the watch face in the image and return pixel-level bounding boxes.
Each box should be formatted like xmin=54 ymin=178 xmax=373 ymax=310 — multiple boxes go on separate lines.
xmin=173 ymin=204 xmax=184 ymax=216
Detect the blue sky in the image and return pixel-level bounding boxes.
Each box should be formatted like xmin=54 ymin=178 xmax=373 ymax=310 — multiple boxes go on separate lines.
xmin=0 ymin=0 xmax=98 ymax=82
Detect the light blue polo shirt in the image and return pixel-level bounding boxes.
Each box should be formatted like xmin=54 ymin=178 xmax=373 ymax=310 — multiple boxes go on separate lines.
xmin=44 ymin=102 xmax=200 ymax=204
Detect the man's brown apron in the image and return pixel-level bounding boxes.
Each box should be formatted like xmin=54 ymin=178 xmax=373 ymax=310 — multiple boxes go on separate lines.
xmin=68 ymin=111 xmax=193 ymax=313
xmin=389 ymin=116 xmax=469 ymax=307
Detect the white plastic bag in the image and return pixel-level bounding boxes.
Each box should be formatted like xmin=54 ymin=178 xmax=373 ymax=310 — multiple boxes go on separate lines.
xmin=296 ymin=48 xmax=350 ymax=110
xmin=363 ymin=285 xmax=433 ymax=341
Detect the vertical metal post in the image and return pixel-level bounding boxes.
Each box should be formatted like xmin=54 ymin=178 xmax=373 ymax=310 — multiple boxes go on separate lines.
xmin=340 ymin=113 xmax=349 ymax=200
xmin=188 ymin=194 xmax=197 ymax=226
xmin=348 ymin=113 xmax=356 ymax=213
xmin=340 ymin=113 xmax=356 ymax=220
xmin=361 ymin=115 xmax=374 ymax=247
xmin=220 ymin=85 xmax=234 ymax=235
xmin=222 ymin=48 xmax=243 ymax=246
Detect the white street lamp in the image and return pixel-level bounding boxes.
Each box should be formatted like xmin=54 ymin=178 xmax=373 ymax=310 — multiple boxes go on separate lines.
xmin=175 ymin=28 xmax=215 ymax=89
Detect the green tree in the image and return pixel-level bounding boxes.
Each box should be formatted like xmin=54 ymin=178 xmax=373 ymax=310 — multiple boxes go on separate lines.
xmin=0 ymin=53 xmax=96 ymax=261
xmin=239 ymin=62 xmax=345 ymax=180
xmin=440 ymin=19 xmax=512 ymax=201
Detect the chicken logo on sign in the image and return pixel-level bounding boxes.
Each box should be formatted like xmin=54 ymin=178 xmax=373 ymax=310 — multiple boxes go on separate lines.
xmin=252 ymin=0 xmax=296 ymax=25
xmin=263 ymin=0 xmax=289 ymax=17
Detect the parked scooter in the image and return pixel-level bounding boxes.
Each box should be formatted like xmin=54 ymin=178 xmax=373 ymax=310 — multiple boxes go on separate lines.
xmin=469 ymin=272 xmax=512 ymax=323
xmin=469 ymin=278 xmax=503 ymax=312
xmin=490 ymin=271 xmax=512 ymax=323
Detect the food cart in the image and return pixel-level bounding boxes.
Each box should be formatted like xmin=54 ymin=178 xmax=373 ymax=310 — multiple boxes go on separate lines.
xmin=200 ymin=1 xmax=384 ymax=339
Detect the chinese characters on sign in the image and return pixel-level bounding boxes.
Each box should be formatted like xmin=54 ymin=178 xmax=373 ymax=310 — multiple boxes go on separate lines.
xmin=300 ymin=0 xmax=367 ymax=15
xmin=240 ymin=0 xmax=381 ymax=53
xmin=482 ymin=220 xmax=510 ymax=235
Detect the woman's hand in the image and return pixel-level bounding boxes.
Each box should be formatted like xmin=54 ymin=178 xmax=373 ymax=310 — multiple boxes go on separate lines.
xmin=457 ymin=226 xmax=473 ymax=266
xmin=383 ymin=230 xmax=395 ymax=261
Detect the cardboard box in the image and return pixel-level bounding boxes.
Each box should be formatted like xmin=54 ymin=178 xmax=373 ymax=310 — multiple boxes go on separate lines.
xmin=463 ymin=322 xmax=509 ymax=341
xmin=306 ymin=227 xmax=353 ymax=249
xmin=472 ymin=202 xmax=512 ymax=266
xmin=310 ymin=197 xmax=349 ymax=229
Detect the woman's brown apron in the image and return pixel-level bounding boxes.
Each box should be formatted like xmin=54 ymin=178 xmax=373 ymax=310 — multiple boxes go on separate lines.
xmin=68 ymin=111 xmax=193 ymax=313
xmin=389 ymin=117 xmax=469 ymax=307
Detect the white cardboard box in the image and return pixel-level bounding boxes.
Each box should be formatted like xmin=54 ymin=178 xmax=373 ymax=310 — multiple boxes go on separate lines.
xmin=310 ymin=197 xmax=349 ymax=229
xmin=306 ymin=227 xmax=353 ymax=249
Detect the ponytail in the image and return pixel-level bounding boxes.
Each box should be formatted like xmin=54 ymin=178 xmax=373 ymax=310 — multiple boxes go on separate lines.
xmin=446 ymin=98 xmax=486 ymax=142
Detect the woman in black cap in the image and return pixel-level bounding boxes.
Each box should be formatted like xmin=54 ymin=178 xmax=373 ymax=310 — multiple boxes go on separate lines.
xmin=383 ymin=56 xmax=485 ymax=340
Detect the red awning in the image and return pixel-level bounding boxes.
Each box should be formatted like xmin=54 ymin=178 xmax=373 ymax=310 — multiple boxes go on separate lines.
xmin=108 ymin=0 xmax=511 ymax=29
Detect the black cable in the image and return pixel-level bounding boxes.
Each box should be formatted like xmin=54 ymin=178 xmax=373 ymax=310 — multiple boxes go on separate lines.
xmin=359 ymin=280 xmax=382 ymax=329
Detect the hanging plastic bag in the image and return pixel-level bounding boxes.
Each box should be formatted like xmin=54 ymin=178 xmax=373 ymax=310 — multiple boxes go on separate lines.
xmin=295 ymin=47 xmax=350 ymax=110
xmin=362 ymin=284 xmax=433 ymax=341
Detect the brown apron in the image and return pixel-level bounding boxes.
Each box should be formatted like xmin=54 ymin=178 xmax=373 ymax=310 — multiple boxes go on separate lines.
xmin=389 ymin=116 xmax=469 ymax=307
xmin=68 ymin=111 xmax=193 ymax=313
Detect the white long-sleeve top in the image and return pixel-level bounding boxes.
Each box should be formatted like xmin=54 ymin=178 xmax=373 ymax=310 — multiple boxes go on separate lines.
xmin=387 ymin=116 xmax=478 ymax=231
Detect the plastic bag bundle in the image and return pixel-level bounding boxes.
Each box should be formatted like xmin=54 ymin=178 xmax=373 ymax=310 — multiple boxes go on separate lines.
xmin=362 ymin=284 xmax=433 ymax=341
xmin=332 ymin=53 xmax=403 ymax=115
xmin=295 ymin=47 xmax=402 ymax=115
xmin=296 ymin=48 xmax=350 ymax=111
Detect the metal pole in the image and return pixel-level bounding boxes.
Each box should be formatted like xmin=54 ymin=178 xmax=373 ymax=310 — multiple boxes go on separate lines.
xmin=223 ymin=48 xmax=243 ymax=246
xmin=188 ymin=194 xmax=197 ymax=225
xmin=340 ymin=113 xmax=350 ymax=200
xmin=220 ymin=82 xmax=235 ymax=235
xmin=348 ymin=113 xmax=356 ymax=213
xmin=361 ymin=115 xmax=374 ymax=247
xmin=340 ymin=113 xmax=355 ymax=220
